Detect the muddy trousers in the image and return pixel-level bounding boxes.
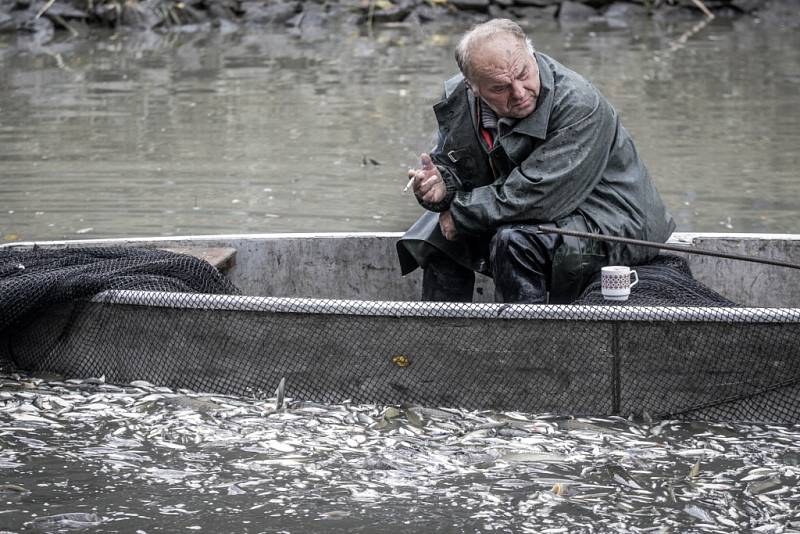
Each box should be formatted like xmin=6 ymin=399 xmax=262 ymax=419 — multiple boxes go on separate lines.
xmin=421 ymin=224 xmax=561 ymax=304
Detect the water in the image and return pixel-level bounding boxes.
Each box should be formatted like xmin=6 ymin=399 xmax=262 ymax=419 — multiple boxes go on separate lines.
xmin=1 ymin=14 xmax=799 ymax=243
xmin=2 ymin=374 xmax=800 ymax=533
xmin=2 ymin=12 xmax=800 ymax=533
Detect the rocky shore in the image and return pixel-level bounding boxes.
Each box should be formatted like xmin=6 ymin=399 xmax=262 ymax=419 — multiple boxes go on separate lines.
xmin=0 ymin=0 xmax=793 ymax=42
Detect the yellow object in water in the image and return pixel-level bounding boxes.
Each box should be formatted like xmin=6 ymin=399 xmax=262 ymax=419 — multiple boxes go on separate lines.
xmin=392 ymin=355 xmax=410 ymax=368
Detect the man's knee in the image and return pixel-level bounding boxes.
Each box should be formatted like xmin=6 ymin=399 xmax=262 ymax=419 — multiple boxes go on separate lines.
xmin=490 ymin=225 xmax=523 ymax=265
xmin=489 ymin=224 xmax=554 ymax=303
xmin=489 ymin=224 xmax=552 ymax=274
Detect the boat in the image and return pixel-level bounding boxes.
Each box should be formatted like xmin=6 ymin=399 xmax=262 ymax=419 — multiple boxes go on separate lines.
xmin=2 ymin=232 xmax=800 ymax=423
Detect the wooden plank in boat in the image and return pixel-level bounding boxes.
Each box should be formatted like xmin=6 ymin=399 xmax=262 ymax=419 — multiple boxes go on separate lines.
xmin=158 ymin=246 xmax=237 ymax=272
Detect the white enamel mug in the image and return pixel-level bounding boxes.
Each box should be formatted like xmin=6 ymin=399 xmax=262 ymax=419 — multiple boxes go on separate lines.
xmin=601 ymin=266 xmax=639 ymax=301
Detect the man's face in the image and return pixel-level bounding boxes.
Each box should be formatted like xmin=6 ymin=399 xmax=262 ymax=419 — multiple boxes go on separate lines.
xmin=469 ymin=36 xmax=540 ymax=120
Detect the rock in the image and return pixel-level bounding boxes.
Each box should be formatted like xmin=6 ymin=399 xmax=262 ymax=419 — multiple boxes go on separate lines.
xmin=451 ymin=8 xmax=492 ymax=23
xmin=207 ymin=0 xmax=238 ymax=21
xmin=35 ymin=0 xmax=87 ymax=19
xmin=488 ymin=4 xmax=511 ymax=18
xmin=514 ymin=0 xmax=559 ymax=6
xmin=229 ymin=0 xmax=246 ymax=16
xmin=181 ymin=4 xmax=209 ymax=24
xmin=602 ymin=1 xmax=647 ymax=27
xmin=285 ymin=10 xmax=302 ymax=27
xmin=581 ymin=0 xmax=615 ymax=8
xmin=93 ymin=2 xmax=118 ymax=24
xmin=511 ymin=4 xmax=558 ymax=20
xmin=730 ymin=0 xmax=760 ymax=12
xmin=494 ymin=0 xmax=514 ymax=6
xmin=558 ymin=1 xmax=598 ymax=23
xmin=17 ymin=13 xmax=53 ymax=43
xmin=287 ymin=2 xmax=327 ymax=41
xmin=402 ymin=8 xmax=422 ymax=28
xmin=0 ymin=12 xmax=14 ymax=33
xmin=652 ymin=4 xmax=699 ymax=23
xmin=604 ymin=2 xmax=647 ymax=19
xmin=413 ymin=3 xmax=451 ymax=22
xmin=689 ymin=0 xmax=739 ymax=16
xmin=241 ymin=1 xmax=299 ymax=25
xmin=119 ymin=2 xmax=162 ymax=28
xmin=450 ymin=0 xmax=490 ymax=11
xmin=371 ymin=0 xmax=415 ymax=23
xmin=709 ymin=6 xmax=741 ymax=18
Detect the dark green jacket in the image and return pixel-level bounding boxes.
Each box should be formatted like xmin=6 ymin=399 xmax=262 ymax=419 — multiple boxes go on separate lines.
xmin=398 ymin=53 xmax=675 ymax=296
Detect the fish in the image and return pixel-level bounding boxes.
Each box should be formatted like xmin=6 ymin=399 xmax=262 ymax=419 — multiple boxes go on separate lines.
xmin=689 ymin=459 xmax=701 ymax=478
xmin=27 ymin=513 xmax=103 ymax=530
xmin=400 ymin=406 xmax=425 ymax=428
xmin=747 ymin=477 xmax=783 ymax=495
xmin=129 ymin=380 xmax=155 ymax=389
xmin=0 ymin=483 xmax=30 ymax=495
xmin=275 ymin=377 xmax=286 ymax=412
xmin=500 ymin=452 xmax=570 ymax=464
xmin=264 ymin=440 xmax=296 ymax=453
xmin=684 ymin=504 xmax=715 ymax=523
xmin=740 ymin=467 xmax=779 ymax=482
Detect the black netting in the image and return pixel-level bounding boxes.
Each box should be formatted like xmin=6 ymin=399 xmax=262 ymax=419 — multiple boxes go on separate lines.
xmin=1 ymin=247 xmax=799 ymax=424
xmin=0 ymin=247 xmax=238 ymax=333
xmin=575 ymin=254 xmax=736 ymax=306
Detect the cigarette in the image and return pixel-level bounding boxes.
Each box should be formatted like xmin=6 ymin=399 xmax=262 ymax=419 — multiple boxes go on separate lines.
xmin=403 ymin=176 xmax=414 ymax=193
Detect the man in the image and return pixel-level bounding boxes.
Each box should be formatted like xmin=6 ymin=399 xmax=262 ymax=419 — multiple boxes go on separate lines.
xmin=396 ymin=19 xmax=675 ymax=303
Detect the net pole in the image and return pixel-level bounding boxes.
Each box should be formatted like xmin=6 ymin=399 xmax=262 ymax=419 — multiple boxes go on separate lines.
xmin=536 ymin=226 xmax=800 ymax=271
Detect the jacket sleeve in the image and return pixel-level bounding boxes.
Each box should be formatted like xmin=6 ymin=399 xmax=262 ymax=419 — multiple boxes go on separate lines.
xmin=448 ymin=95 xmax=617 ymax=235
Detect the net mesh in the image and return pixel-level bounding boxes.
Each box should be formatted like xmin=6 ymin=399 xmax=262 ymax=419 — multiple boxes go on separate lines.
xmin=1 ymin=247 xmax=799 ymax=424
xmin=0 ymin=246 xmax=238 ymax=334
xmin=575 ymin=254 xmax=737 ymax=307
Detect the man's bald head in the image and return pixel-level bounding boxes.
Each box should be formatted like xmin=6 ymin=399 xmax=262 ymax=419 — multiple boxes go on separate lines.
xmin=455 ymin=19 xmax=535 ymax=85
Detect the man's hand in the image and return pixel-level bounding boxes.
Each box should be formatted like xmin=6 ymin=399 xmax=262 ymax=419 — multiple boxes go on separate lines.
xmin=439 ymin=210 xmax=457 ymax=241
xmin=409 ymin=153 xmax=447 ymax=205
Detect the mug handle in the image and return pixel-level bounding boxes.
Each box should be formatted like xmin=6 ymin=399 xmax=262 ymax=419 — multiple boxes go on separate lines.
xmin=630 ymin=270 xmax=639 ymax=288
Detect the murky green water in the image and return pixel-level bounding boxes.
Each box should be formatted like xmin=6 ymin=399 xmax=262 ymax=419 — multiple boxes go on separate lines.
xmin=1 ymin=14 xmax=799 ymax=243
xmin=2 ymin=13 xmax=800 ymax=533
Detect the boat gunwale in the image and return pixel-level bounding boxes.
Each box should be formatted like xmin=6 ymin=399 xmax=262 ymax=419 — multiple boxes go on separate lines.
xmin=92 ymin=289 xmax=800 ymax=323
xmin=3 ymin=231 xmax=800 ymax=250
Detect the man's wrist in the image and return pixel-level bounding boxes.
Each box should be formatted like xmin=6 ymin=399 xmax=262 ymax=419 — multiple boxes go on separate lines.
xmin=420 ymin=190 xmax=455 ymax=213
xmin=420 ymin=165 xmax=457 ymax=212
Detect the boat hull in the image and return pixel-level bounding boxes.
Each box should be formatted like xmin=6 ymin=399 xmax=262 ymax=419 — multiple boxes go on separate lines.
xmin=3 ymin=232 xmax=800 ymax=422
xmin=4 ymin=290 xmax=800 ymax=423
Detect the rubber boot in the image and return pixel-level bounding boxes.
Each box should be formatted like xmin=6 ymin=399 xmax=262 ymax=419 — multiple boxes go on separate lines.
xmin=421 ymin=252 xmax=475 ymax=302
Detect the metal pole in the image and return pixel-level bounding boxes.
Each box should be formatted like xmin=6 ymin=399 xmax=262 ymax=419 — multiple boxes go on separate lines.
xmin=611 ymin=323 xmax=620 ymax=416
xmin=536 ymin=226 xmax=800 ymax=271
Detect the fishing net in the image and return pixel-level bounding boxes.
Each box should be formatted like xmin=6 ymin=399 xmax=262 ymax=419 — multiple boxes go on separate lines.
xmin=0 ymin=247 xmax=238 ymax=334
xmin=1 ymin=246 xmax=799 ymax=425
xmin=574 ymin=254 xmax=737 ymax=307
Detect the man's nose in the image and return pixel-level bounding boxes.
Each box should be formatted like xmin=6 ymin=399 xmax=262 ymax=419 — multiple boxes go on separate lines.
xmin=510 ymin=81 xmax=526 ymax=100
